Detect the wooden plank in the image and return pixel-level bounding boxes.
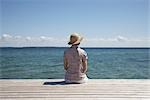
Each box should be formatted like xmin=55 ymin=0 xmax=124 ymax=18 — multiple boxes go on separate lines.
xmin=0 ymin=79 xmax=150 ymax=100
xmin=0 ymin=98 xmax=147 ymax=100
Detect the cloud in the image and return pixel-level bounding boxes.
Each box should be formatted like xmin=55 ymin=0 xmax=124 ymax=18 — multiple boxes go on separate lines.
xmin=14 ymin=36 xmax=22 ymax=39
xmin=84 ymin=35 xmax=128 ymax=42
xmin=82 ymin=35 xmax=150 ymax=47
xmin=1 ymin=34 xmax=12 ymax=40
xmin=0 ymin=34 xmax=67 ymax=47
xmin=40 ymin=36 xmax=54 ymax=41
xmin=0 ymin=34 xmax=149 ymax=47
xmin=116 ymin=35 xmax=128 ymax=42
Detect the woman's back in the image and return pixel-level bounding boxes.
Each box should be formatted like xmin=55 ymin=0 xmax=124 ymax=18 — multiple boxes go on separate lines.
xmin=64 ymin=45 xmax=88 ymax=83
xmin=64 ymin=45 xmax=84 ymax=73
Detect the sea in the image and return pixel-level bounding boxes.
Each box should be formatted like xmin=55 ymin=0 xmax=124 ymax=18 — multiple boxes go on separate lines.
xmin=0 ymin=47 xmax=149 ymax=79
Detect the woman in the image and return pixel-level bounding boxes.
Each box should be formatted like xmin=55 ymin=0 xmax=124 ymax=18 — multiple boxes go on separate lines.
xmin=64 ymin=33 xmax=88 ymax=84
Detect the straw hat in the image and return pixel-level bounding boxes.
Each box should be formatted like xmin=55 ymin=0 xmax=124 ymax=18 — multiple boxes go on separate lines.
xmin=68 ymin=33 xmax=83 ymax=45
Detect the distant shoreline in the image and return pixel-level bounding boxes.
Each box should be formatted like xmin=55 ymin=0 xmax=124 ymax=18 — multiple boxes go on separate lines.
xmin=0 ymin=46 xmax=150 ymax=49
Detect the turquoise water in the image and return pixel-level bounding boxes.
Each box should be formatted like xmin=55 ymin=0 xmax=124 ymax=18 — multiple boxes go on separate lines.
xmin=0 ymin=47 xmax=149 ymax=79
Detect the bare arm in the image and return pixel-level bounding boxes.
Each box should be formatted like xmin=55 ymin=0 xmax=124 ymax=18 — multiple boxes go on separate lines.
xmin=82 ymin=59 xmax=88 ymax=73
xmin=64 ymin=56 xmax=68 ymax=70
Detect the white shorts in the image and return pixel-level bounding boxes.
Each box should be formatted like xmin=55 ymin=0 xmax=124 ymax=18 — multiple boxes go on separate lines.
xmin=65 ymin=74 xmax=88 ymax=84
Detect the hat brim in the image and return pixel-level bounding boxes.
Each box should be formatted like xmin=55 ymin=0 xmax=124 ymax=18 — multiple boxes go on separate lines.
xmin=68 ymin=37 xmax=83 ymax=45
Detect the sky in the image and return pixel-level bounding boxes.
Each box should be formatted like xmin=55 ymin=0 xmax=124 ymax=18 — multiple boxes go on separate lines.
xmin=0 ymin=0 xmax=149 ymax=47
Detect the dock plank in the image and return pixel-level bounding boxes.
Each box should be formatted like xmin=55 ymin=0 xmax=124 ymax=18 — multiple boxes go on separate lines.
xmin=0 ymin=79 xmax=150 ymax=100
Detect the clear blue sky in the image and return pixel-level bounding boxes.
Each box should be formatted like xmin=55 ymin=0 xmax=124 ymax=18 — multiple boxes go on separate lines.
xmin=0 ymin=0 xmax=149 ymax=47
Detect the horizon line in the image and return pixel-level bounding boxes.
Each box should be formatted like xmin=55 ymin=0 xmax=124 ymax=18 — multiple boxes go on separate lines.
xmin=0 ymin=46 xmax=149 ymax=49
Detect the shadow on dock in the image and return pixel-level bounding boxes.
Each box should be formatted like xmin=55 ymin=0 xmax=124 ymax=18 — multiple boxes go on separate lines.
xmin=43 ymin=81 xmax=82 ymax=85
xmin=43 ymin=81 xmax=66 ymax=85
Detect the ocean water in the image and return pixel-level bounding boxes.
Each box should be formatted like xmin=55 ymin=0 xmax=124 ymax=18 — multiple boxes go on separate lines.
xmin=0 ymin=47 xmax=149 ymax=79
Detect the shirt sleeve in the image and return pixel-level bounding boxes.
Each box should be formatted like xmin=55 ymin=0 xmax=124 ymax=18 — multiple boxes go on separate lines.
xmin=82 ymin=50 xmax=88 ymax=61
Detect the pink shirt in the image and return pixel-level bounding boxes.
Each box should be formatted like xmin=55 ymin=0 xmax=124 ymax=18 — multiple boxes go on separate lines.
xmin=64 ymin=45 xmax=88 ymax=82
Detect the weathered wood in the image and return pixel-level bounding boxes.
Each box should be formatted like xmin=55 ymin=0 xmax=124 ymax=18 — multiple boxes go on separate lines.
xmin=0 ymin=79 xmax=150 ymax=100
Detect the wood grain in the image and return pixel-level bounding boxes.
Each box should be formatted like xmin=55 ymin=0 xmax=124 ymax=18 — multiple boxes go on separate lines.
xmin=0 ymin=79 xmax=150 ymax=100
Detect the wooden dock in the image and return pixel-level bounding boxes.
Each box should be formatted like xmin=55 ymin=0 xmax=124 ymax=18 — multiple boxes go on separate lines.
xmin=0 ymin=79 xmax=150 ymax=100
